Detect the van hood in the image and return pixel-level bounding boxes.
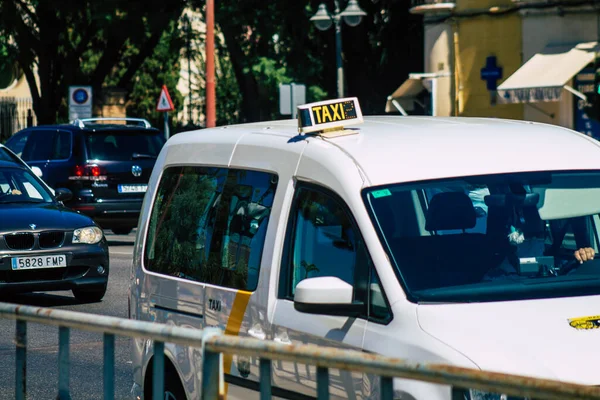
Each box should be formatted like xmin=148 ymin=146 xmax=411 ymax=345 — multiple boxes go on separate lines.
xmin=417 ymin=296 xmax=600 ymax=385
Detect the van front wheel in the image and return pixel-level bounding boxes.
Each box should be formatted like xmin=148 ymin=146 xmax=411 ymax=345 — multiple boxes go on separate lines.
xmin=162 ymin=375 xmax=186 ymax=400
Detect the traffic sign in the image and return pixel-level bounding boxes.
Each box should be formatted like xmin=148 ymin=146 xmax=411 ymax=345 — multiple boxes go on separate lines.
xmin=68 ymin=86 xmax=92 ymax=120
xmin=279 ymin=83 xmax=306 ymax=118
xmin=156 ymin=85 xmax=175 ymax=112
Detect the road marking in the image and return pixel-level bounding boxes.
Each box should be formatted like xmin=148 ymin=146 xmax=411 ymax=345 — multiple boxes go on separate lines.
xmin=110 ymin=251 xmax=133 ymax=256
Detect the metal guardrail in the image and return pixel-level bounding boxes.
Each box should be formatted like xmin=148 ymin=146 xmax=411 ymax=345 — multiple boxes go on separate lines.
xmin=0 ymin=97 xmax=35 ymax=141
xmin=0 ymin=301 xmax=599 ymax=400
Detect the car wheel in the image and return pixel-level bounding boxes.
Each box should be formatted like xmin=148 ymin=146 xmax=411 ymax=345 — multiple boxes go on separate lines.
xmin=72 ymin=284 xmax=107 ymax=303
xmin=111 ymin=227 xmax=133 ymax=235
xmin=164 ymin=375 xmax=186 ymax=400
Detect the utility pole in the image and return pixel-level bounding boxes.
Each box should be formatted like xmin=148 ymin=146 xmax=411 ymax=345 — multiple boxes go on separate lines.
xmin=206 ymin=0 xmax=216 ymax=127
xmin=334 ymin=0 xmax=343 ymax=98
xmin=186 ymin=14 xmax=193 ymax=125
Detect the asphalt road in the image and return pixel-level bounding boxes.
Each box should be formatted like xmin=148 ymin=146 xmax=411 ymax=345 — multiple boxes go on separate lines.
xmin=0 ymin=231 xmax=135 ymax=400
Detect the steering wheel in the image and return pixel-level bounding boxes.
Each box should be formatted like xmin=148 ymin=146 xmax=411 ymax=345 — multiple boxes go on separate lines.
xmin=558 ymin=257 xmax=598 ymax=276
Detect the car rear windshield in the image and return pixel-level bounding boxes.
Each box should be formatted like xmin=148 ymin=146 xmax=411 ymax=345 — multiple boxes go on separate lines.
xmin=84 ymin=130 xmax=165 ymax=161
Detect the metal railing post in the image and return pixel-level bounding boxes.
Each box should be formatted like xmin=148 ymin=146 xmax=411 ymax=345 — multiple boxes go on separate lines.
xmin=201 ymin=328 xmax=224 ymax=400
xmin=201 ymin=349 xmax=222 ymax=400
xmin=103 ymin=333 xmax=115 ymax=400
xmin=317 ymin=366 xmax=329 ymax=400
xmin=152 ymin=341 xmax=164 ymax=400
xmin=259 ymin=358 xmax=272 ymax=400
xmin=57 ymin=326 xmax=71 ymax=400
xmin=15 ymin=320 xmax=26 ymax=400
xmin=381 ymin=376 xmax=393 ymax=400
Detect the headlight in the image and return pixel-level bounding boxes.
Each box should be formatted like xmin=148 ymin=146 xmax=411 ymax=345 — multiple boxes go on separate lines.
xmin=73 ymin=226 xmax=103 ymax=244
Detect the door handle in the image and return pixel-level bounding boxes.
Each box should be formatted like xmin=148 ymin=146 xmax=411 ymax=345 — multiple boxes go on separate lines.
xmin=248 ymin=327 xmax=266 ymax=340
xmin=273 ymin=336 xmax=292 ymax=345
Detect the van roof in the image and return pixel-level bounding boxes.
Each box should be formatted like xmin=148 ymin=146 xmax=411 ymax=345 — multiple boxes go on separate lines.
xmin=169 ymin=116 xmax=600 ymax=186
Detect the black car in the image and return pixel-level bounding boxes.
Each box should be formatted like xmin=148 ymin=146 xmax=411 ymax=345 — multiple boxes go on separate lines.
xmin=5 ymin=118 xmax=166 ymax=235
xmin=0 ymin=145 xmax=109 ymax=301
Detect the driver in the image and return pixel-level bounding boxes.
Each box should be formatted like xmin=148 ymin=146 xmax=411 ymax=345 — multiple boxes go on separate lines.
xmin=548 ymin=217 xmax=595 ymax=264
xmin=482 ymin=191 xmax=595 ymax=281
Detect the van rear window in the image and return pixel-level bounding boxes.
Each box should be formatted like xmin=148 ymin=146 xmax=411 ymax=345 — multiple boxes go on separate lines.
xmin=85 ymin=131 xmax=164 ymax=161
xmin=144 ymin=166 xmax=277 ymax=291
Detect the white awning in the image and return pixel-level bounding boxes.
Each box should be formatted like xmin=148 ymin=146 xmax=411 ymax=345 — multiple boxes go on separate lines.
xmin=385 ymin=78 xmax=428 ymax=113
xmin=497 ymin=41 xmax=599 ymax=103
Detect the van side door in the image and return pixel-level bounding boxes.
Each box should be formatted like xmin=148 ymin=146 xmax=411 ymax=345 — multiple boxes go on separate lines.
xmin=271 ymin=182 xmax=369 ymax=399
xmin=140 ymin=166 xmax=226 ymax=398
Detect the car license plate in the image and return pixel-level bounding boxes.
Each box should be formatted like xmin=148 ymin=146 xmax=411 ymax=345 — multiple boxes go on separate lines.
xmin=11 ymin=255 xmax=67 ymax=270
xmin=118 ymin=184 xmax=148 ymax=193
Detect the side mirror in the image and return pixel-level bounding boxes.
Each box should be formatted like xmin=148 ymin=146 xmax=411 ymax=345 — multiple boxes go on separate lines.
xmin=293 ymin=276 xmax=364 ymax=316
xmin=54 ymin=188 xmax=73 ymax=202
xmin=30 ymin=166 xmax=43 ymax=178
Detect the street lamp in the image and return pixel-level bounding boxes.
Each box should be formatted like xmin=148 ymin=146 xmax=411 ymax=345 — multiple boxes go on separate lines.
xmin=310 ymin=0 xmax=367 ymax=98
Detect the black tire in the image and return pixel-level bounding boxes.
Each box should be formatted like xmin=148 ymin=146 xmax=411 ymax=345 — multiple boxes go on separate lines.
xmin=111 ymin=227 xmax=133 ymax=235
xmin=72 ymin=283 xmax=107 ymax=303
xmin=163 ymin=375 xmax=186 ymax=400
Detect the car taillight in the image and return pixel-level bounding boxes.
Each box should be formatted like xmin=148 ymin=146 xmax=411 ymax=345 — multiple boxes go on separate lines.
xmin=69 ymin=165 xmax=107 ymax=181
xmin=90 ymin=165 xmax=102 ymax=177
xmin=74 ymin=165 xmax=85 ymax=177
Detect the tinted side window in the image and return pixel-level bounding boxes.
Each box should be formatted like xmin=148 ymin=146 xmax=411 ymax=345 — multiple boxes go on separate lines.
xmin=144 ymin=166 xmax=277 ymax=291
xmin=21 ymin=130 xmax=56 ymax=161
xmin=287 ymin=187 xmax=359 ymax=295
xmin=51 ymin=131 xmax=72 ymax=160
xmin=282 ymin=185 xmax=391 ymax=321
xmin=6 ymin=131 xmax=32 ymax=158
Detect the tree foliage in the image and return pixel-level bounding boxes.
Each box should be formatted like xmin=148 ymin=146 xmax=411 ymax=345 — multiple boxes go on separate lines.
xmin=194 ymin=0 xmax=423 ymax=122
xmin=0 ymin=0 xmax=187 ymax=124
xmin=0 ymin=0 xmax=423 ymax=126
xmin=113 ymin=20 xmax=185 ymax=128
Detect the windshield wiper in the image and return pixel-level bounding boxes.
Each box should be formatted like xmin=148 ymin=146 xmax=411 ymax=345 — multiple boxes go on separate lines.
xmin=132 ymin=153 xmax=157 ymax=160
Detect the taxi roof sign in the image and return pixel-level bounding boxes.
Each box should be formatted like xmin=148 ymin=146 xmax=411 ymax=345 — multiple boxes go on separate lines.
xmin=297 ymin=97 xmax=363 ymax=134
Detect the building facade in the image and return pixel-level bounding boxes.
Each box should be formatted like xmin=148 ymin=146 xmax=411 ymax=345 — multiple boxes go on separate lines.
xmin=388 ymin=0 xmax=600 ymax=137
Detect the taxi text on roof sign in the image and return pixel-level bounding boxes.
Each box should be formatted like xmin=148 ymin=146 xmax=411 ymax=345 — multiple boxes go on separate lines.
xmin=297 ymin=97 xmax=364 ymax=134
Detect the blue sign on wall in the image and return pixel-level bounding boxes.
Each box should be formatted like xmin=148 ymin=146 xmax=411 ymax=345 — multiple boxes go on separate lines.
xmin=573 ymin=68 xmax=600 ymax=138
xmin=480 ymin=56 xmax=503 ymax=91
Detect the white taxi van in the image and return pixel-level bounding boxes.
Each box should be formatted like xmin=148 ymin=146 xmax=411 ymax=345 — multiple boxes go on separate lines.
xmin=130 ymin=97 xmax=600 ymax=400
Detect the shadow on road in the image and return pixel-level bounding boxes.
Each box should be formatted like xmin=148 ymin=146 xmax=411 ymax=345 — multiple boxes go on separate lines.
xmin=0 ymin=292 xmax=81 ymax=307
xmin=106 ymin=239 xmax=134 ymax=247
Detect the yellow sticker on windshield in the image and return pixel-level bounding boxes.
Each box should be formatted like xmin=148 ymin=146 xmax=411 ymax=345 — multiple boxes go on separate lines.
xmin=568 ymin=315 xmax=600 ymax=330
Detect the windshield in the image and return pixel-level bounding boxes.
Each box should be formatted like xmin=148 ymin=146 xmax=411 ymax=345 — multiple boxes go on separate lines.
xmin=0 ymin=167 xmax=53 ymax=204
xmin=85 ymin=131 xmax=165 ymax=161
xmin=364 ymin=171 xmax=600 ymax=303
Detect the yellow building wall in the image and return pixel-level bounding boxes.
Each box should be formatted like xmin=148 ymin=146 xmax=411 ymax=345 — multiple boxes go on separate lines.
xmin=455 ymin=0 xmax=523 ymax=119
xmin=0 ymin=74 xmax=33 ymax=98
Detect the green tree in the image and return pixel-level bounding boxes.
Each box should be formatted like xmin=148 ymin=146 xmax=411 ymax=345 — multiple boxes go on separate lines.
xmin=188 ymin=0 xmax=422 ymax=122
xmin=111 ymin=20 xmax=185 ymax=127
xmin=0 ymin=0 xmax=187 ymax=124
